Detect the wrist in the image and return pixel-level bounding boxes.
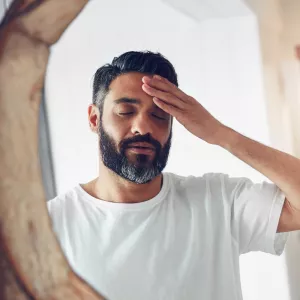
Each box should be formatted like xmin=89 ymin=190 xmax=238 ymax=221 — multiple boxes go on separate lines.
xmin=215 ymin=126 xmax=239 ymax=150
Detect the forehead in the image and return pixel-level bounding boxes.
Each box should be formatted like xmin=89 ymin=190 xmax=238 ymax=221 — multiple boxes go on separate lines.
xmin=105 ymin=72 xmax=153 ymax=103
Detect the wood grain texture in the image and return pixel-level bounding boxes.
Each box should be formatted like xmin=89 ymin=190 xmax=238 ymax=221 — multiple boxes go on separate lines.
xmin=0 ymin=1 xmax=106 ymax=299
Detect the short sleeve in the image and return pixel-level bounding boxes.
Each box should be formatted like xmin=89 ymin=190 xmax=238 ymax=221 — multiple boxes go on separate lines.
xmin=221 ymin=174 xmax=289 ymax=255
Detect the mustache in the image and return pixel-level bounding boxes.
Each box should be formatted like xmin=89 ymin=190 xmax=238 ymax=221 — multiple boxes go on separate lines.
xmin=120 ymin=133 xmax=162 ymax=152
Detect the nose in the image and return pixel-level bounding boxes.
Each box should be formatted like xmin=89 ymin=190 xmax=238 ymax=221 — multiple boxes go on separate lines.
xmin=131 ymin=114 xmax=154 ymax=136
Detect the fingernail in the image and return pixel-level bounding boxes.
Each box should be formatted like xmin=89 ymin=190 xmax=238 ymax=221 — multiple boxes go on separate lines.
xmin=142 ymin=83 xmax=150 ymax=89
xmin=154 ymin=75 xmax=162 ymax=80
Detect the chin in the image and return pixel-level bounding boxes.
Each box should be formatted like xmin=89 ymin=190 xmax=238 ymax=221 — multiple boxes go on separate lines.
xmin=129 ymin=155 xmax=154 ymax=164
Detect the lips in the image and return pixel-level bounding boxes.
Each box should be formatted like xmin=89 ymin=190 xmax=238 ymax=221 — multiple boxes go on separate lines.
xmin=126 ymin=142 xmax=155 ymax=155
xmin=127 ymin=142 xmax=155 ymax=150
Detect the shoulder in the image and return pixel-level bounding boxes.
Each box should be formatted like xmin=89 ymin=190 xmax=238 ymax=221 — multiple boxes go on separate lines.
xmin=167 ymin=172 xmax=238 ymax=189
xmin=46 ymin=185 xmax=84 ymax=240
xmin=166 ymin=172 xmax=222 ymax=198
xmin=47 ymin=185 xmax=81 ymax=218
xmin=167 ymin=172 xmax=252 ymax=201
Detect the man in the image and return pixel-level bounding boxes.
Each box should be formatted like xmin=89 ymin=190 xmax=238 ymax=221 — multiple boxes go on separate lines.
xmin=47 ymin=51 xmax=300 ymax=300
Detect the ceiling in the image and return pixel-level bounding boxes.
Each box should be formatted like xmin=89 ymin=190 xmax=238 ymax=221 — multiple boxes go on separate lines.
xmin=0 ymin=0 xmax=255 ymax=26
xmin=162 ymin=0 xmax=252 ymax=22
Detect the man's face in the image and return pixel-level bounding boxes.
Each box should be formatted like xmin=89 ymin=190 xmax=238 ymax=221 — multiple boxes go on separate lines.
xmin=99 ymin=72 xmax=172 ymax=184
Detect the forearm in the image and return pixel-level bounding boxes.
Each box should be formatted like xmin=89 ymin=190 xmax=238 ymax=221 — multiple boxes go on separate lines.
xmin=218 ymin=126 xmax=300 ymax=210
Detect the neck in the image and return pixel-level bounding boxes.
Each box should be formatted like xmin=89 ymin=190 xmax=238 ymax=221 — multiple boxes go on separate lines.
xmin=88 ymin=163 xmax=163 ymax=204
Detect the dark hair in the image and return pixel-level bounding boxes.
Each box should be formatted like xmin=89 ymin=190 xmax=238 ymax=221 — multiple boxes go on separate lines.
xmin=92 ymin=51 xmax=178 ymax=113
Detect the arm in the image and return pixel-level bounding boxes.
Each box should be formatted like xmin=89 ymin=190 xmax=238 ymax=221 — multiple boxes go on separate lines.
xmin=218 ymin=126 xmax=300 ymax=232
xmin=141 ymin=75 xmax=300 ymax=233
xmin=0 ymin=1 xmax=105 ymax=299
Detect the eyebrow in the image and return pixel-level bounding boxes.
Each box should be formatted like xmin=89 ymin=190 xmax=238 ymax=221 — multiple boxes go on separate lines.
xmin=114 ymin=98 xmax=141 ymax=105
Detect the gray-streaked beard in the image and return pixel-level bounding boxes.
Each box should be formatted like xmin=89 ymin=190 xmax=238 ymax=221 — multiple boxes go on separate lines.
xmin=98 ymin=122 xmax=172 ymax=184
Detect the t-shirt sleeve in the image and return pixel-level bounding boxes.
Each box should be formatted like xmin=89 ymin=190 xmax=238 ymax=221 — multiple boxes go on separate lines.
xmin=221 ymin=174 xmax=290 ymax=256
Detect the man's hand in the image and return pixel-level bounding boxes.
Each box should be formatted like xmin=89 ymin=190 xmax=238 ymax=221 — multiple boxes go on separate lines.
xmin=142 ymin=75 xmax=225 ymax=145
xmin=142 ymin=77 xmax=300 ymax=232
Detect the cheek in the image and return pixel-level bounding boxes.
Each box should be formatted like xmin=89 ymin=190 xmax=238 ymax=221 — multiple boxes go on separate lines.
xmin=162 ymin=124 xmax=172 ymax=145
xmin=157 ymin=128 xmax=171 ymax=149
xmin=102 ymin=114 xmax=128 ymax=142
xmin=162 ymin=120 xmax=172 ymax=137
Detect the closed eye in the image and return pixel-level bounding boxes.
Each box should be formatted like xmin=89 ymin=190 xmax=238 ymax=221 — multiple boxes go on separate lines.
xmin=118 ymin=112 xmax=167 ymax=120
xmin=119 ymin=112 xmax=134 ymax=116
xmin=152 ymin=114 xmax=167 ymax=120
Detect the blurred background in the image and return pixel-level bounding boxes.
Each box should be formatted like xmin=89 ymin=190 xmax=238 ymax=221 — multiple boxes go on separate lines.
xmin=1 ymin=0 xmax=300 ymax=299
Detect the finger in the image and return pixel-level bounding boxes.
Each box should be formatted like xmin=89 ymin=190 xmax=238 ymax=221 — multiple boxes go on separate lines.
xmin=142 ymin=75 xmax=188 ymax=103
xmin=153 ymin=97 xmax=181 ymax=118
xmin=142 ymin=84 xmax=185 ymax=110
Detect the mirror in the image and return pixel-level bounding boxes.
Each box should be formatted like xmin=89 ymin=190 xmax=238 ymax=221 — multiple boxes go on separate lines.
xmin=1 ymin=1 xmax=300 ymax=300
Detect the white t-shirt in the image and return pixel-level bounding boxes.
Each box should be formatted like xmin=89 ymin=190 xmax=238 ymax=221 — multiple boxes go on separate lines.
xmin=47 ymin=172 xmax=289 ymax=300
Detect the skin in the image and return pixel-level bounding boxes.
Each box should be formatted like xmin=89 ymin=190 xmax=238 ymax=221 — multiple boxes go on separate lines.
xmin=87 ymin=72 xmax=300 ymax=232
xmin=85 ymin=72 xmax=172 ymax=204
xmin=143 ymin=74 xmax=300 ymax=232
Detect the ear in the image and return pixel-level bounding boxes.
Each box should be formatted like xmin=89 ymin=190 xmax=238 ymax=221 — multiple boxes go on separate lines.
xmin=88 ymin=104 xmax=100 ymax=134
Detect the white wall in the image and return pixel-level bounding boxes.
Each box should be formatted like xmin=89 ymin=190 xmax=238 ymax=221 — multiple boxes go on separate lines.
xmin=162 ymin=0 xmax=250 ymax=22
xmin=46 ymin=0 xmax=290 ymax=299
xmin=46 ymin=0 xmax=197 ymax=193
xmin=46 ymin=0 xmax=268 ymax=192
xmin=0 ymin=0 xmax=13 ymax=22
xmin=0 ymin=1 xmax=6 ymax=21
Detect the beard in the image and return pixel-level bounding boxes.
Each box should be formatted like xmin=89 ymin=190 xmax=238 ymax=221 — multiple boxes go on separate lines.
xmin=98 ymin=121 xmax=172 ymax=184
